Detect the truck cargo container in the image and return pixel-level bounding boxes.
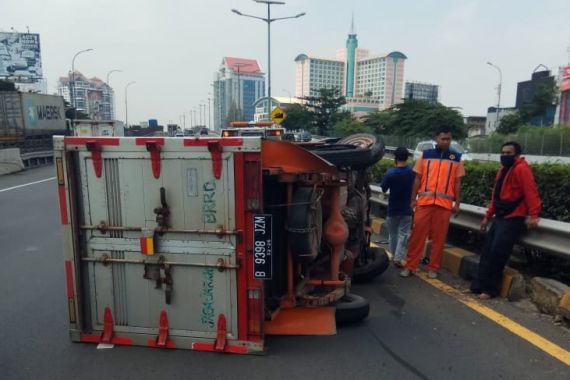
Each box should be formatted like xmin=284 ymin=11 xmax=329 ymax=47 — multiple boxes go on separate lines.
xmin=0 ymin=91 xmax=66 ymax=151
xmin=54 ymin=135 xmax=380 ymax=354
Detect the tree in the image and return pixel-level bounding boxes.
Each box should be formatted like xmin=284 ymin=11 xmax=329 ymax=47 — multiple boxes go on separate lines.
xmin=281 ymin=104 xmax=313 ymax=131
xmin=497 ymin=112 xmax=524 ymax=134
xmin=387 ymin=100 xmax=466 ymax=139
xmin=332 ymin=118 xmax=369 ymax=137
xmin=302 ymin=88 xmax=346 ymax=135
xmin=363 ymin=110 xmax=396 ymax=135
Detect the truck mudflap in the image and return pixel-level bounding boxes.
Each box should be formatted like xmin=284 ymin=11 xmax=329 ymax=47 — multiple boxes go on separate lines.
xmin=55 ymin=136 xmax=265 ymax=354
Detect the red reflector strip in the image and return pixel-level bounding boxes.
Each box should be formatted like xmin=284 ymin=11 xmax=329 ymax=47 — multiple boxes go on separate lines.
xmin=147 ymin=339 xmax=176 ymax=349
xmin=65 ymin=260 xmax=74 ymax=298
xmin=192 ymin=342 xmax=248 ymax=354
xmin=80 ymin=334 xmax=133 ymax=345
xmin=58 ymin=185 xmax=69 ymax=224
xmin=64 ymin=137 xmax=120 ymax=146
xmin=184 ymin=138 xmax=243 ymax=147
xmin=135 ymin=137 xmax=165 ymax=146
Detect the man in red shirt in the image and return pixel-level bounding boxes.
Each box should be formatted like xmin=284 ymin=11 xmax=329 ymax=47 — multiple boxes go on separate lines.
xmin=470 ymin=141 xmax=541 ymax=299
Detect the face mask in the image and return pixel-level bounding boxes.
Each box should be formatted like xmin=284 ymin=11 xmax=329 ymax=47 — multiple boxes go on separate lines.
xmin=500 ymin=155 xmax=516 ymax=167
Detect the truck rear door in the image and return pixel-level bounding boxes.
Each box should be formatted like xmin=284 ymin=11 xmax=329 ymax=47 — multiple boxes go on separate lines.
xmin=54 ymin=136 xmax=263 ymax=352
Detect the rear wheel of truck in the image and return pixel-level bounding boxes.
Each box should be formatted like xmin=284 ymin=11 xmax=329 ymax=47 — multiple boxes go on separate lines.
xmin=352 ymin=246 xmax=390 ymax=283
xmin=310 ymin=133 xmax=384 ymax=169
xmin=335 ymin=293 xmax=370 ymax=324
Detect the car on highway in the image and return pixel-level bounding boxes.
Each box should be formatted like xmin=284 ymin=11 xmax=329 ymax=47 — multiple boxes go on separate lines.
xmin=413 ymin=140 xmax=472 ymax=161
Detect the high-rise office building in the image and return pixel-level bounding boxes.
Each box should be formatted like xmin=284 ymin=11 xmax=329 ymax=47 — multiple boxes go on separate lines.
xmin=213 ymin=57 xmax=265 ymax=131
xmin=295 ymin=18 xmax=407 ymax=112
xmin=57 ymin=72 xmax=115 ymax=120
xmin=405 ymin=82 xmax=439 ymax=104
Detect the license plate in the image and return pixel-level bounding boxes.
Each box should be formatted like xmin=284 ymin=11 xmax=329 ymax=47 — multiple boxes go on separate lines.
xmin=253 ymin=214 xmax=272 ymax=280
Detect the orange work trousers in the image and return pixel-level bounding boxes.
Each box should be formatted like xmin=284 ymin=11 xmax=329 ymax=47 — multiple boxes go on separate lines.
xmin=405 ymin=205 xmax=452 ymax=272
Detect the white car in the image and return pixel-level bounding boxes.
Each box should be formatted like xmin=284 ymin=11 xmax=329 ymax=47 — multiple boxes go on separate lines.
xmin=413 ymin=140 xmax=472 ymax=161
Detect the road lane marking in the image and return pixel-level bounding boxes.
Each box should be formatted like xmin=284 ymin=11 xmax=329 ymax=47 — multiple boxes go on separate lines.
xmin=416 ymin=272 xmax=570 ymax=366
xmin=0 ymin=177 xmax=56 ymax=193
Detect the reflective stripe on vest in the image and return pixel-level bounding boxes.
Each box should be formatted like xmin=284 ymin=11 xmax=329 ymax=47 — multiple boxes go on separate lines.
xmin=417 ymin=157 xmax=460 ymax=210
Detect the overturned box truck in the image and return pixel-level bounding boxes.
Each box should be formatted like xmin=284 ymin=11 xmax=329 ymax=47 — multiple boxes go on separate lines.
xmin=54 ymin=133 xmax=387 ymax=354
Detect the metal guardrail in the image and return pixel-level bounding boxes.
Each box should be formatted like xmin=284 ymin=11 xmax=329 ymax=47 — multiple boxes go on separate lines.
xmin=370 ymin=185 xmax=570 ymax=260
xmin=20 ymin=150 xmax=53 ymax=168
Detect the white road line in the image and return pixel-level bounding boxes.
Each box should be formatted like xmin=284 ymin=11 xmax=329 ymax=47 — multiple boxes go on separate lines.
xmin=0 ymin=177 xmax=56 ymax=193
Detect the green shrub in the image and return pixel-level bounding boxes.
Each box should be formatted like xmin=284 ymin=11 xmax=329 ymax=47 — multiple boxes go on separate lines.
xmin=371 ymin=159 xmax=570 ymax=222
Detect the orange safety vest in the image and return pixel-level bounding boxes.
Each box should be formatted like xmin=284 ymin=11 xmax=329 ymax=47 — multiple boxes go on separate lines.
xmin=417 ymin=149 xmax=462 ymax=210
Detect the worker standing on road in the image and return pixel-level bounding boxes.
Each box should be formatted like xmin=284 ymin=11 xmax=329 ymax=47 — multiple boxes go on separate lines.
xmin=470 ymin=142 xmax=541 ymax=299
xmin=380 ymin=147 xmax=415 ymax=267
xmin=400 ymin=125 xmax=465 ymax=279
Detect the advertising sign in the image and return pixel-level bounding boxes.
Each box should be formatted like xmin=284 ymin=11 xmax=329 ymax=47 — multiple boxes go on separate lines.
xmin=87 ymin=89 xmax=104 ymax=120
xmin=0 ymin=33 xmax=42 ymax=80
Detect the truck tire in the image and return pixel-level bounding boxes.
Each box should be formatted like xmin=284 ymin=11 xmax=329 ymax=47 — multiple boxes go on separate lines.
xmin=310 ymin=133 xmax=384 ymax=168
xmin=288 ymin=187 xmax=322 ymax=260
xmin=335 ymin=293 xmax=370 ymax=324
xmin=352 ymin=246 xmax=390 ymax=283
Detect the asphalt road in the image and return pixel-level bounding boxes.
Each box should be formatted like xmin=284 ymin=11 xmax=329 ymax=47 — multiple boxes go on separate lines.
xmin=0 ymin=166 xmax=569 ymax=380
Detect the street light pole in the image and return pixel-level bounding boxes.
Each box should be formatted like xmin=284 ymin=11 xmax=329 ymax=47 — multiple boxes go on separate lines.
xmin=207 ymin=97 xmax=211 ymax=129
xmin=125 ymin=81 xmax=136 ymax=127
xmin=232 ymin=1 xmax=305 ymax=120
xmin=70 ymin=48 xmax=94 ymax=120
xmin=106 ymin=69 xmax=121 ymax=120
xmin=487 ymin=61 xmax=502 ymax=130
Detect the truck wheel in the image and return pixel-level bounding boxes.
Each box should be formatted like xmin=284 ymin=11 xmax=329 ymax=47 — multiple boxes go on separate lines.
xmin=352 ymin=246 xmax=390 ymax=283
xmin=310 ymin=134 xmax=384 ymax=169
xmin=335 ymin=293 xmax=370 ymax=324
xmin=288 ymin=187 xmax=322 ymax=260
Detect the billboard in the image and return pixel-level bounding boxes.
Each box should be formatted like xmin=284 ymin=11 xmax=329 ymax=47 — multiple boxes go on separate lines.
xmin=561 ymin=66 xmax=570 ymax=93
xmin=0 ymin=33 xmax=42 ymax=80
xmin=87 ymin=89 xmax=104 ymax=120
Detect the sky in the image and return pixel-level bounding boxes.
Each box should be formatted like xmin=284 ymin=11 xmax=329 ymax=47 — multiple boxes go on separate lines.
xmin=4 ymin=0 xmax=570 ymax=125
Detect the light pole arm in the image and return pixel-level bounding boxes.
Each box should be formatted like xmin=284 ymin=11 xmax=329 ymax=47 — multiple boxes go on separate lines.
xmin=231 ymin=10 xmax=268 ymax=22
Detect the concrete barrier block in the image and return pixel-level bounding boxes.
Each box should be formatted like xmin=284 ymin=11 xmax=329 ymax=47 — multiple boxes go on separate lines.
xmin=442 ymin=247 xmax=475 ymax=276
xmin=499 ymin=267 xmax=525 ymax=301
xmin=459 ymin=254 xmax=480 ymax=281
xmin=0 ymin=148 xmax=24 ymax=175
xmin=559 ymin=291 xmax=570 ymax=321
xmin=530 ymin=277 xmax=569 ymax=316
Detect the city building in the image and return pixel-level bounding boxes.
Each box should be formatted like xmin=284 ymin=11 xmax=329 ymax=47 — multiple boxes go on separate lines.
xmin=465 ymin=116 xmax=487 ymax=137
xmin=515 ymin=68 xmax=557 ymax=126
xmin=486 ymin=107 xmax=517 ymax=135
xmin=405 ymin=81 xmax=439 ymax=104
xmin=252 ymin=96 xmax=303 ymax=122
xmin=294 ymin=18 xmax=407 ymax=112
xmin=213 ymin=57 xmax=265 ymax=131
xmin=57 ymin=71 xmax=115 ymax=120
xmin=558 ymin=65 xmax=570 ymax=127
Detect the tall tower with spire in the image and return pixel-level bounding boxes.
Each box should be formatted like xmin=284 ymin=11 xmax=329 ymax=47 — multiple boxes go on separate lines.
xmin=345 ymin=14 xmax=358 ymax=97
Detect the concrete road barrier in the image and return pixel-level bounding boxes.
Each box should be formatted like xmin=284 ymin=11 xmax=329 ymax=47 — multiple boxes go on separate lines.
xmin=0 ymin=148 xmax=25 ymax=175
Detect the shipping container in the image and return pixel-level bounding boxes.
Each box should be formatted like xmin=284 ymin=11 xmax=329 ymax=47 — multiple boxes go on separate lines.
xmin=0 ymin=91 xmax=66 ymax=146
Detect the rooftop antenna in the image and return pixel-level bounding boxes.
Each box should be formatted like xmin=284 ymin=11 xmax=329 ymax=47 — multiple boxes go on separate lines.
xmin=27 ymin=26 xmax=30 ymax=33
xmin=350 ymin=12 xmax=355 ymax=35
xmin=567 ymin=46 xmax=570 ymax=65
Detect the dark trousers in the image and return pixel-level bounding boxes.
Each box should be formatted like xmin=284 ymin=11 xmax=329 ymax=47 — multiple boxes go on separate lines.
xmin=471 ymin=217 xmax=526 ymax=297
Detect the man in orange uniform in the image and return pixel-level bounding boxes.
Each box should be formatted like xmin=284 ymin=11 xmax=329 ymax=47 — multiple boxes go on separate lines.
xmin=400 ymin=125 xmax=465 ymax=279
